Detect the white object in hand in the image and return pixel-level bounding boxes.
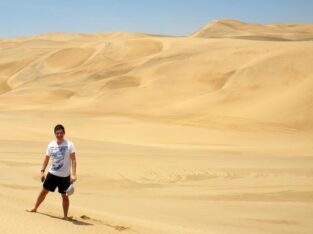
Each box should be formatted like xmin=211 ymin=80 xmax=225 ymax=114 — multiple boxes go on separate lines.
xmin=65 ymin=183 xmax=74 ymax=196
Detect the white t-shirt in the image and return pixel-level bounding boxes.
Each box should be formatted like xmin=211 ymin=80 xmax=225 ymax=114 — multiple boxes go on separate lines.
xmin=46 ymin=139 xmax=76 ymax=177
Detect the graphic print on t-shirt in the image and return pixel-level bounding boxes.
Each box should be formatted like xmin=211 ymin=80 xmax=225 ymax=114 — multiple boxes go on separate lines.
xmin=51 ymin=146 xmax=68 ymax=171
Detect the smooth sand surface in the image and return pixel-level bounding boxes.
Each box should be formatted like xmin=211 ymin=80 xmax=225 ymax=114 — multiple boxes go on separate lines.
xmin=0 ymin=19 xmax=313 ymax=234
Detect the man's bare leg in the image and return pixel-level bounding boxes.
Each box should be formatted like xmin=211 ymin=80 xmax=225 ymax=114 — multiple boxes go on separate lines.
xmin=26 ymin=188 xmax=49 ymax=212
xmin=61 ymin=193 xmax=70 ymax=220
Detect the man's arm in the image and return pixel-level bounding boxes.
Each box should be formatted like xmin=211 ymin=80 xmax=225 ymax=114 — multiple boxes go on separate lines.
xmin=70 ymin=152 xmax=77 ymax=182
xmin=40 ymin=155 xmax=50 ymax=182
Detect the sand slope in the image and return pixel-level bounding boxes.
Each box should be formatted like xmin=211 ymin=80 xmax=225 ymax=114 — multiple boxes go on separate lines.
xmin=0 ymin=19 xmax=313 ymax=234
xmin=0 ymin=20 xmax=313 ymax=131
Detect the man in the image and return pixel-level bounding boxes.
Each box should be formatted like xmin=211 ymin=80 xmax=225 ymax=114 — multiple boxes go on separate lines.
xmin=27 ymin=124 xmax=77 ymax=220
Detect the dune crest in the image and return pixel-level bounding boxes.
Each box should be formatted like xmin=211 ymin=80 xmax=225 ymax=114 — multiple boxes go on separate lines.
xmin=192 ymin=18 xmax=313 ymax=41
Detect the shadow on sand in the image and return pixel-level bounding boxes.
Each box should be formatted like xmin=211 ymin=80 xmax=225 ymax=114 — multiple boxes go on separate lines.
xmin=36 ymin=211 xmax=94 ymax=226
xmin=26 ymin=210 xmax=130 ymax=231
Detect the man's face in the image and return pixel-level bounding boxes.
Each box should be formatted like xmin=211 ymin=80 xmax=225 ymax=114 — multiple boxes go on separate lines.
xmin=55 ymin=129 xmax=65 ymax=141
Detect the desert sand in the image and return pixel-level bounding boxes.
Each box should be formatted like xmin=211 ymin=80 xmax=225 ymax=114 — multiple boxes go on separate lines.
xmin=0 ymin=19 xmax=313 ymax=234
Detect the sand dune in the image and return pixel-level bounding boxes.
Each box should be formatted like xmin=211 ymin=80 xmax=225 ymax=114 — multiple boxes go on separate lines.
xmin=192 ymin=19 xmax=313 ymax=41
xmin=0 ymin=19 xmax=313 ymax=234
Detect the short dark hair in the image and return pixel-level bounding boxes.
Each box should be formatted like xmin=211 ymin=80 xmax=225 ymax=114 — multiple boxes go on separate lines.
xmin=54 ymin=124 xmax=65 ymax=133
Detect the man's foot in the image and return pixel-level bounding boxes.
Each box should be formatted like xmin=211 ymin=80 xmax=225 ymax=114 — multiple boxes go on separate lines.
xmin=26 ymin=208 xmax=37 ymax=212
xmin=63 ymin=216 xmax=72 ymax=221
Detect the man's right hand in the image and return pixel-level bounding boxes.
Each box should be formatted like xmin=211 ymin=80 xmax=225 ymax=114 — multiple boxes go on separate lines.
xmin=40 ymin=173 xmax=45 ymax=183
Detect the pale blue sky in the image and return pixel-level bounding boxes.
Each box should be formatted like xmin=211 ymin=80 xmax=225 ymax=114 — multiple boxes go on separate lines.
xmin=1 ymin=0 xmax=313 ymax=38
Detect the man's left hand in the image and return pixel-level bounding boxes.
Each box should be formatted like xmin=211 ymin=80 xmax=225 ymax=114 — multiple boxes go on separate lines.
xmin=71 ymin=175 xmax=77 ymax=183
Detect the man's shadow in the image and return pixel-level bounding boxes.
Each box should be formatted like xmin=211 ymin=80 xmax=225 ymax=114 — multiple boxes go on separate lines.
xmin=36 ymin=211 xmax=93 ymax=226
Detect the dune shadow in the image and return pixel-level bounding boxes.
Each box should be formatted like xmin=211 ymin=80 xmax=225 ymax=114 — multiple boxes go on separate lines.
xmin=36 ymin=211 xmax=94 ymax=226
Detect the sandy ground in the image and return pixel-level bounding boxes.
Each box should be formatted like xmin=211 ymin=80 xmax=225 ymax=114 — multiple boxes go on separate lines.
xmin=0 ymin=19 xmax=313 ymax=233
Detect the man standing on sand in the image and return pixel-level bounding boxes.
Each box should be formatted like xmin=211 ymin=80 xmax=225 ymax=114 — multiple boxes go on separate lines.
xmin=27 ymin=124 xmax=77 ymax=220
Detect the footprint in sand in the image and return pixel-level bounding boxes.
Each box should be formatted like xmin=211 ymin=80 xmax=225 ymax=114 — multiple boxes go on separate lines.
xmin=80 ymin=215 xmax=91 ymax=220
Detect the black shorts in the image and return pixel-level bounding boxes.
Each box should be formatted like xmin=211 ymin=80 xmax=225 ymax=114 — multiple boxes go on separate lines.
xmin=43 ymin=172 xmax=71 ymax=194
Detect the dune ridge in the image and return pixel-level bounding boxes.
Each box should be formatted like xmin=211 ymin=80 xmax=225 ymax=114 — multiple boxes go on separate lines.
xmin=192 ymin=19 xmax=313 ymax=41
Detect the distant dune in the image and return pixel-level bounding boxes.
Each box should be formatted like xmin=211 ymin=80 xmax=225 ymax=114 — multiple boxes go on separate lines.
xmin=192 ymin=19 xmax=313 ymax=41
xmin=1 ymin=19 xmax=313 ymax=234
xmin=0 ymin=19 xmax=313 ymax=132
